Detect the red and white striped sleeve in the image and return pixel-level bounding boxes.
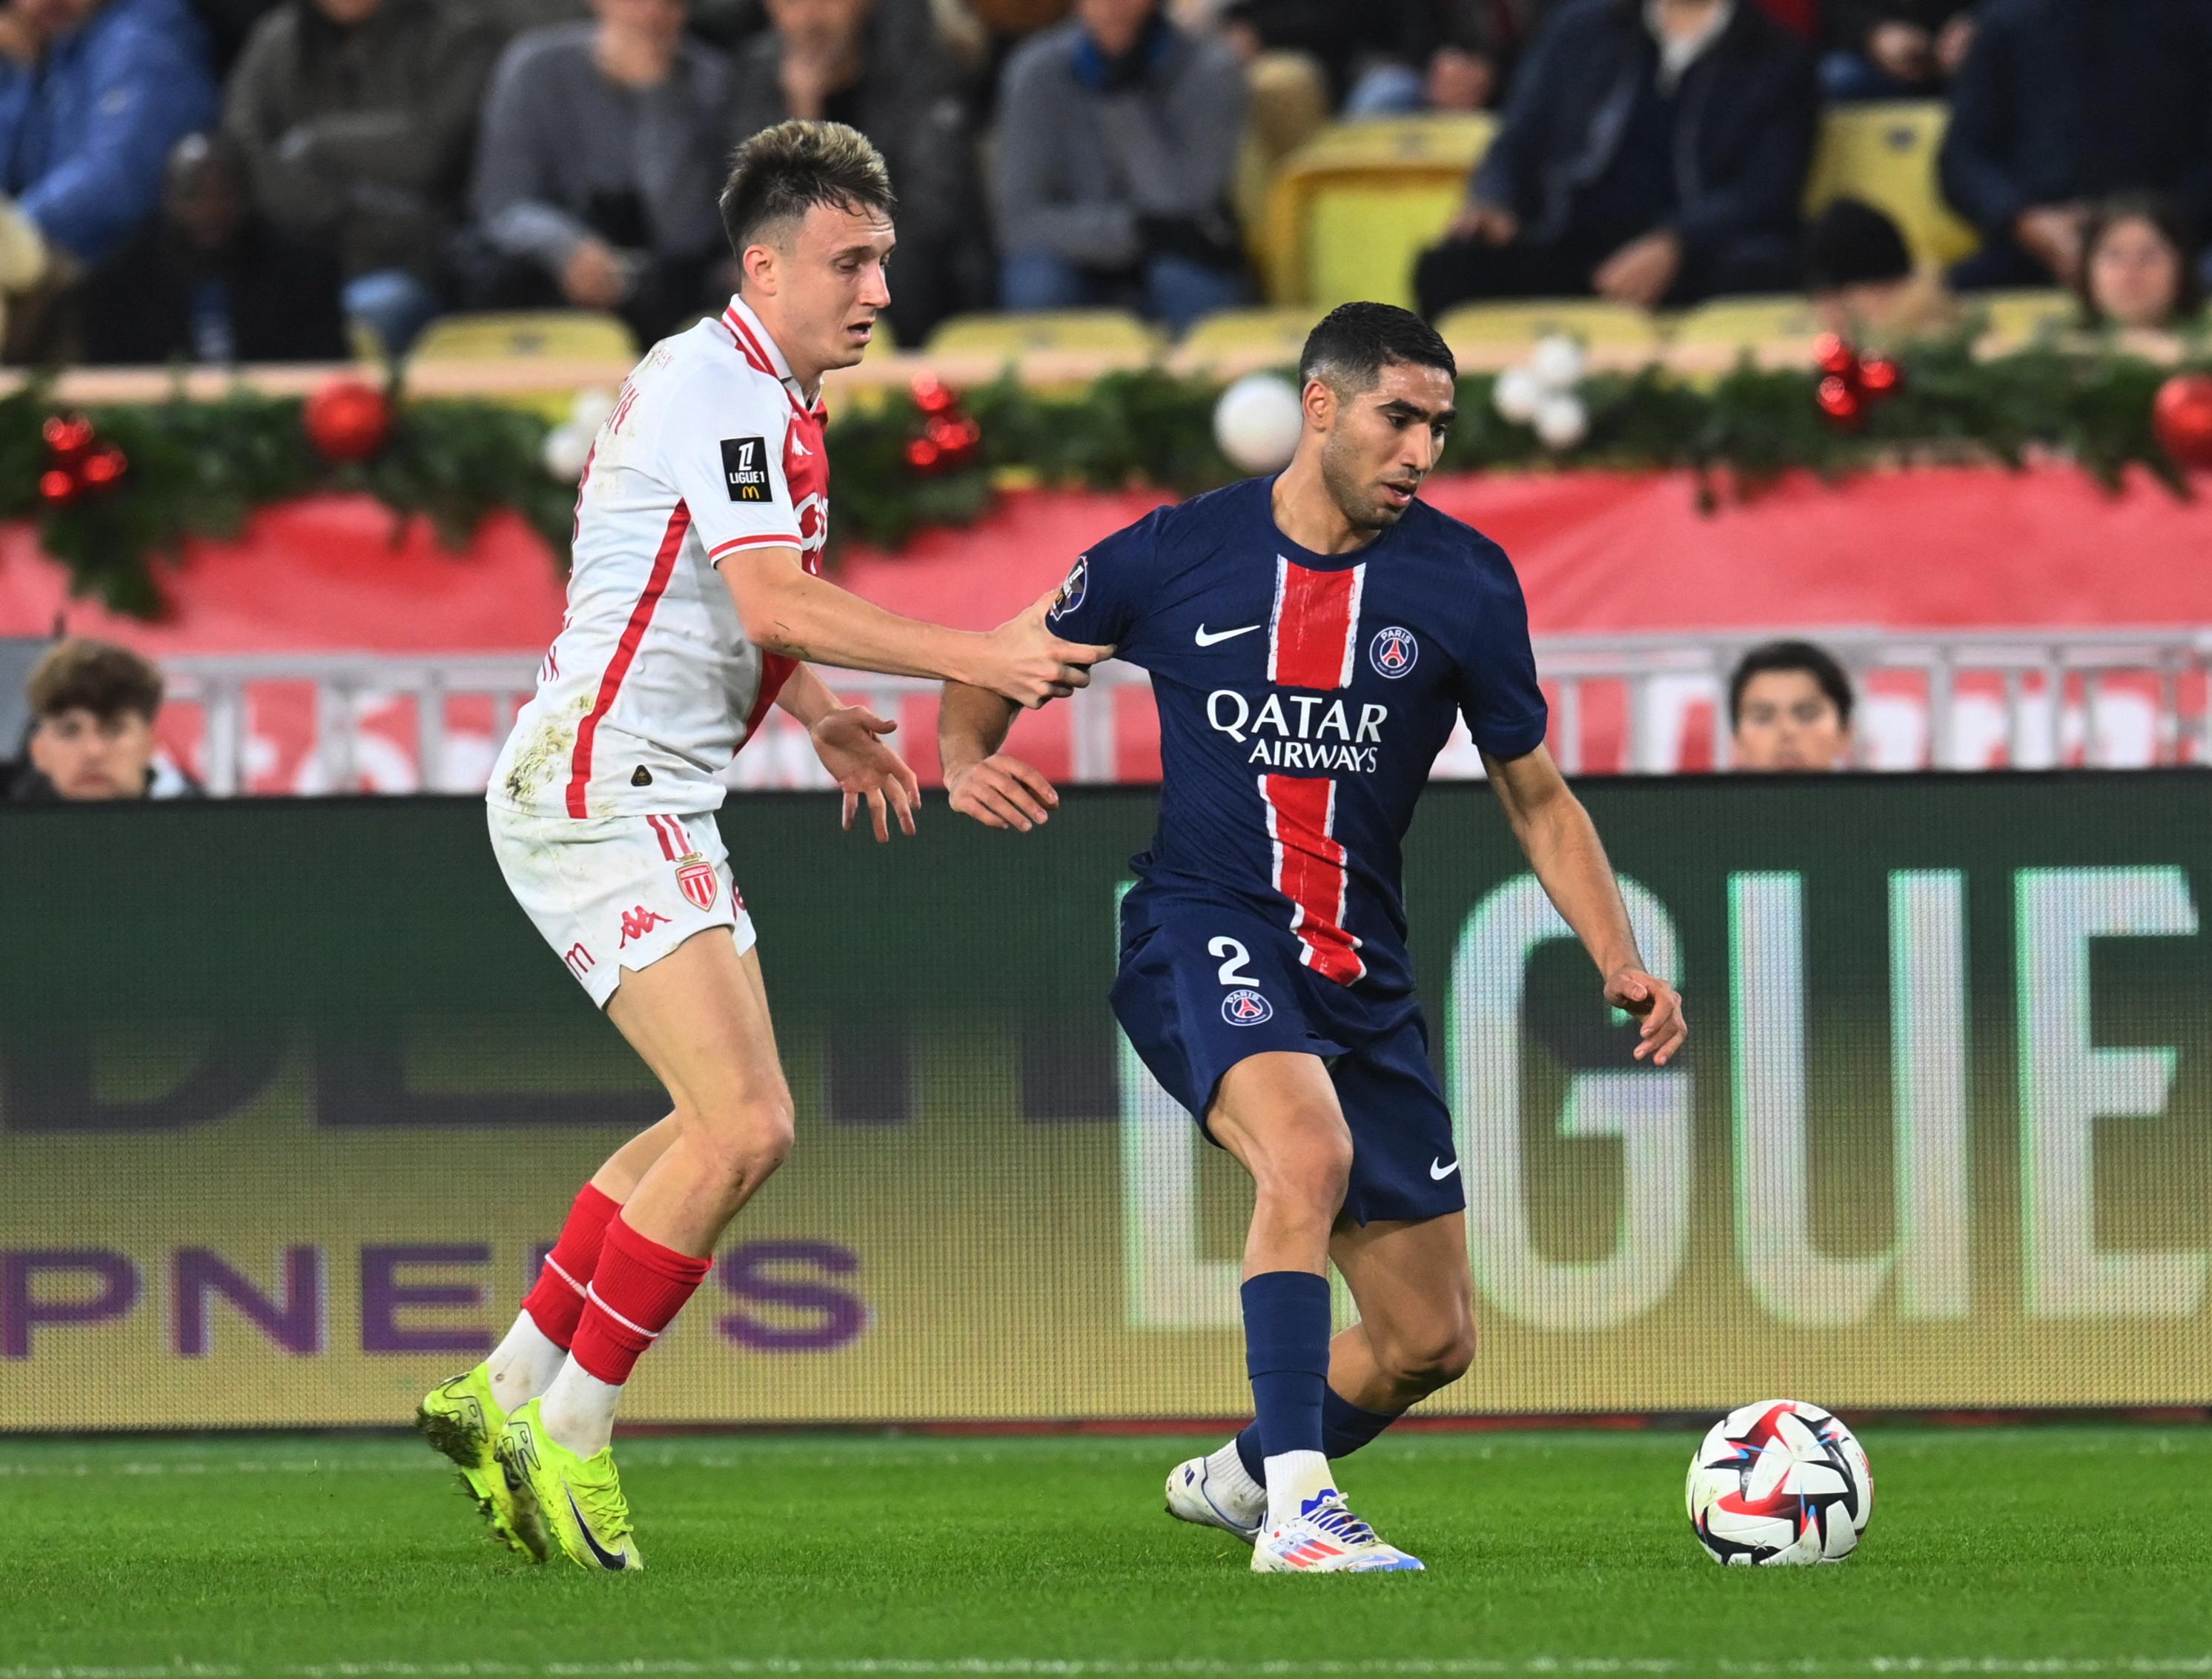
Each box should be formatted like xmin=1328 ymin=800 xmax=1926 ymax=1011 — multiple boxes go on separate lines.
xmin=655 ymin=362 xmax=803 ymax=567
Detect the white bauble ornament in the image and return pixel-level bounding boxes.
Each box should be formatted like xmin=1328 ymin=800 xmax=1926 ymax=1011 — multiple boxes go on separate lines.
xmin=1533 ymin=393 xmax=1589 ymax=451
xmin=1529 ymin=333 xmax=1586 ymax=391
xmin=1493 ymin=366 xmax=1543 ymax=424
xmin=541 ymin=422 xmax=594 ymax=482
xmin=1213 ymin=373 xmax=1304 ymax=473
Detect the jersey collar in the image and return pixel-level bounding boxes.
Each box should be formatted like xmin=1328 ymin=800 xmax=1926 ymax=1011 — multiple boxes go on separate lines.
xmin=721 ymin=294 xmax=824 ymax=414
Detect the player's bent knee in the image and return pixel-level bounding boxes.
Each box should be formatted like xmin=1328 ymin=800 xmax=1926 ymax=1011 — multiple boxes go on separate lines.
xmin=1248 ymin=1129 xmax=1354 ymax=1217
xmin=1380 ymin=1318 xmax=1478 ymax=1394
xmin=691 ymin=1092 xmax=796 ymax=1196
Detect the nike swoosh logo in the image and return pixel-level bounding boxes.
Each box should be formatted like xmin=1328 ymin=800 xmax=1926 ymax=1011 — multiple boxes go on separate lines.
xmin=1195 ymin=623 xmax=1261 ymax=646
xmin=566 ymin=1483 xmax=629 ymax=1570
xmin=1429 ymin=1156 xmax=1459 ymax=1180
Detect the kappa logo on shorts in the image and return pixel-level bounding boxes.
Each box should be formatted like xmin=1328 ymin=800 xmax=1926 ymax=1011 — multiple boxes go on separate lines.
xmin=1049 ymin=557 xmax=1087 ymax=621
xmin=721 ymin=436 xmax=771 ymax=503
xmin=1222 ymin=988 xmax=1274 ymax=1026
xmin=617 ymin=906 xmax=672 ymax=947
xmin=675 ymin=852 xmax=718 ymax=913
xmin=1369 ymin=626 xmax=1419 ymax=679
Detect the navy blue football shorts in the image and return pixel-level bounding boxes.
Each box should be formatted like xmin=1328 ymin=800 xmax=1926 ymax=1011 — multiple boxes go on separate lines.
xmin=1110 ymin=887 xmax=1466 ymax=1227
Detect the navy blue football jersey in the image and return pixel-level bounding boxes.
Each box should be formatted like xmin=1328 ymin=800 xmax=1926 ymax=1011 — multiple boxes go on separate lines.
xmin=1050 ymin=474 xmax=1548 ymax=1007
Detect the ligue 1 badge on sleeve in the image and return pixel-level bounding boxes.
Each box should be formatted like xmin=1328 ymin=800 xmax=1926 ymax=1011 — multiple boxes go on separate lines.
xmin=721 ymin=436 xmax=770 ymax=502
xmin=675 ymin=852 xmax=719 ymax=913
xmin=1050 ymin=556 xmax=1088 ymax=621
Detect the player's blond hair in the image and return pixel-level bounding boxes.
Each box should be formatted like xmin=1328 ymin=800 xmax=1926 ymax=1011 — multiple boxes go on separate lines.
xmin=719 ymin=120 xmax=896 ymax=257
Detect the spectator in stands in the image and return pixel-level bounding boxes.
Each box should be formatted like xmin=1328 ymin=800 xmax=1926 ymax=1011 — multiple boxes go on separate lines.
xmin=464 ymin=0 xmax=729 ymax=346
xmin=992 ymin=0 xmax=1249 ymax=333
xmin=1818 ymin=0 xmax=1972 ymax=101
xmin=224 ymin=0 xmax=499 ymax=357
xmin=1414 ymin=0 xmax=1818 ymax=319
xmin=75 ymin=131 xmax=347 ymax=361
xmin=0 ymin=0 xmax=216 ymax=356
xmin=728 ymin=0 xmax=984 ymax=342
xmin=2075 ymin=194 xmax=2203 ymax=332
xmin=1938 ymin=0 xmax=2212 ymax=293
xmin=1729 ymin=640 xmax=1855 ymax=771
xmin=10 ymin=638 xmax=196 ymax=801
xmin=1803 ymin=195 xmax=1953 ymax=340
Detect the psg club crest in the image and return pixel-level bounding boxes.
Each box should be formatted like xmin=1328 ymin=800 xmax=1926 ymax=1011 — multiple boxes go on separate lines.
xmin=1368 ymin=626 xmax=1419 ymax=679
xmin=1222 ymin=988 xmax=1274 ymax=1026
xmin=675 ymin=852 xmax=719 ymax=913
xmin=1050 ymin=557 xmax=1088 ymax=621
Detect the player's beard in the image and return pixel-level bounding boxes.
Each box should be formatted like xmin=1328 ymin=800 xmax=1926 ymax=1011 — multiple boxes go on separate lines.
xmin=1319 ymin=437 xmax=1406 ymax=532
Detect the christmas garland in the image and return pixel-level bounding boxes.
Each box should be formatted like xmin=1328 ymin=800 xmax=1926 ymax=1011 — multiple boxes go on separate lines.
xmin=5 ymin=331 xmax=2209 ymax=620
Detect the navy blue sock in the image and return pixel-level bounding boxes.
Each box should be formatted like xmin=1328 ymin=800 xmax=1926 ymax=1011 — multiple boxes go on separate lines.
xmin=1235 ymin=1385 xmax=1400 ymax=1483
xmin=1239 ymin=1271 xmax=1331 ymax=1464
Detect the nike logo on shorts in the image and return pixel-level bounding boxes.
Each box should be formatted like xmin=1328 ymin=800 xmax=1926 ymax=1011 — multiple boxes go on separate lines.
xmin=1195 ymin=623 xmax=1261 ymax=646
xmin=1429 ymin=1156 xmax=1459 ymax=1180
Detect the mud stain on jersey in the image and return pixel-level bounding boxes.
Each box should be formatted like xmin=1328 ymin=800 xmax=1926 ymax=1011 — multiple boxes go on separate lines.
xmin=501 ymin=695 xmax=591 ymax=805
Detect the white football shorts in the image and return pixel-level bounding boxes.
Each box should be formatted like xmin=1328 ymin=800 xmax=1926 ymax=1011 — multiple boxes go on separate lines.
xmin=487 ymin=803 xmax=757 ymax=1009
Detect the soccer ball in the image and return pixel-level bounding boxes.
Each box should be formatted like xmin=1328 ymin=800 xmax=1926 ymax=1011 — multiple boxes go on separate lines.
xmin=1686 ymin=1400 xmax=1872 ymax=1566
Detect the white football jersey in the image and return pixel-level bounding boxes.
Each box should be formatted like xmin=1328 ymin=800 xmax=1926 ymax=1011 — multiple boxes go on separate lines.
xmin=491 ymin=294 xmax=830 ymax=819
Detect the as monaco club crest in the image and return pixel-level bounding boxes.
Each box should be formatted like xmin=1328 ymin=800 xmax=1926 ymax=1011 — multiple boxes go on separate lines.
xmin=1222 ymin=989 xmax=1274 ymax=1026
xmin=1369 ymin=626 xmax=1419 ymax=679
xmin=675 ymin=852 xmax=718 ymax=912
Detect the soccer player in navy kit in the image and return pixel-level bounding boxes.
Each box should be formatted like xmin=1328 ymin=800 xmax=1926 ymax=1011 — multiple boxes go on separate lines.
xmin=939 ymin=303 xmax=1686 ymax=1574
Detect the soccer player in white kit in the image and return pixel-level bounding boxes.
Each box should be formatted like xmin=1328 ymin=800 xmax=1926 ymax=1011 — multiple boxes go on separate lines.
xmin=413 ymin=120 xmax=1110 ymax=1572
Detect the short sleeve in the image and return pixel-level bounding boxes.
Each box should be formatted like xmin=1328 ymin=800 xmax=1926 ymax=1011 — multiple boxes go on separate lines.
xmin=656 ymin=368 xmax=802 ymax=565
xmin=1043 ymin=505 xmax=1163 ymax=658
xmin=1456 ymin=552 xmax=1549 ymax=760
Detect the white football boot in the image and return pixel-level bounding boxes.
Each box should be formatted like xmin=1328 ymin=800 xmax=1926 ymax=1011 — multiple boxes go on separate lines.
xmin=1251 ymin=1488 xmax=1425 ymax=1573
xmin=1165 ymin=1448 xmax=1265 ymax=1543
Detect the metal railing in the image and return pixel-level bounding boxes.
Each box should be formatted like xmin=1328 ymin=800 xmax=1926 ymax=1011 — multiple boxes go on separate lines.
xmin=159 ymin=628 xmax=2211 ymax=795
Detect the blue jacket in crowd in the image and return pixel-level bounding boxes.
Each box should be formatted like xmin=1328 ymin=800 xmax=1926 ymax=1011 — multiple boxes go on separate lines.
xmin=1470 ymin=0 xmax=1818 ymax=259
xmin=1939 ymin=0 xmax=2212 ymax=239
xmin=0 ymin=0 xmax=217 ymax=265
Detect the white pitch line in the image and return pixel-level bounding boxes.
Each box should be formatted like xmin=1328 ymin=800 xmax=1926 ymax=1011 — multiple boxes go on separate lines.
xmin=4 ymin=1660 xmax=2209 ymax=1678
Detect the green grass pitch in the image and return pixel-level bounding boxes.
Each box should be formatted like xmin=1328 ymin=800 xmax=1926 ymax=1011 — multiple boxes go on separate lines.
xmin=5 ymin=1426 xmax=2208 ymax=1677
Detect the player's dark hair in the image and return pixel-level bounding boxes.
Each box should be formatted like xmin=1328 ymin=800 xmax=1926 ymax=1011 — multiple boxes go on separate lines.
xmin=1298 ymin=302 xmax=1457 ymax=394
xmin=1728 ymin=640 xmax=1855 ymax=730
xmin=719 ymin=119 xmax=895 ymax=259
xmin=27 ymin=637 xmax=164 ymax=723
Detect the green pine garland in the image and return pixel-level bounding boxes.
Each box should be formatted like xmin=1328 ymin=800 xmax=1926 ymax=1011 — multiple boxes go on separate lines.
xmin=4 ymin=331 xmax=2203 ymax=620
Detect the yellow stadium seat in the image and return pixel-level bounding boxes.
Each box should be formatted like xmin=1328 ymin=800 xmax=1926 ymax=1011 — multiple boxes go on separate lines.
xmin=1436 ymin=299 xmax=1660 ymax=353
xmin=927 ymin=311 xmax=1162 ymax=356
xmin=1264 ymin=115 xmax=1496 ymax=308
xmin=1805 ymin=102 xmax=1980 ymax=269
xmin=1178 ymin=308 xmax=1323 ymax=362
xmin=1667 ymin=296 xmax=1823 ymax=348
xmin=408 ymin=310 xmax=638 ymax=362
xmin=1976 ymin=289 xmax=2076 ymax=339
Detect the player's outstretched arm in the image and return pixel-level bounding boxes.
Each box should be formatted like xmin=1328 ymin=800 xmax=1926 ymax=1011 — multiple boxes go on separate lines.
xmin=722 ymin=552 xmax=1110 ymax=709
xmin=1483 ymin=744 xmax=1687 ymax=1065
xmin=939 ymin=680 xmax=1059 ymax=832
xmin=775 ymin=663 xmax=921 ymax=842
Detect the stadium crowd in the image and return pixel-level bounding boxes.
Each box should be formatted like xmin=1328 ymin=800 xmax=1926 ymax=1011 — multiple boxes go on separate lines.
xmin=0 ymin=0 xmax=2208 ymax=360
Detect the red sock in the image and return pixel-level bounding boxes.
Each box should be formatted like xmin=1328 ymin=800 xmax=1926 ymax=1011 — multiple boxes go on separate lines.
xmin=569 ymin=1215 xmax=712 ymax=1385
xmin=522 ymin=1183 xmax=621 ymax=1348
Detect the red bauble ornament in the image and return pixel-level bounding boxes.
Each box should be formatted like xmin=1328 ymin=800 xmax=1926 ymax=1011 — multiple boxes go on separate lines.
xmin=42 ymin=413 xmax=96 ymax=464
xmin=304 ymin=378 xmax=393 ymax=463
xmin=904 ymin=437 xmax=942 ymax=471
xmin=2151 ymin=371 xmax=2212 ymax=470
xmin=38 ymin=468 xmax=79 ymax=505
xmin=1816 ymin=374 xmax=1864 ymax=428
xmin=79 ymin=445 xmax=128 ymax=489
xmin=1858 ymin=357 xmax=1902 ymax=397
xmin=910 ymin=376 xmax=958 ymax=416
xmin=1815 ymin=334 xmax=1859 ymax=380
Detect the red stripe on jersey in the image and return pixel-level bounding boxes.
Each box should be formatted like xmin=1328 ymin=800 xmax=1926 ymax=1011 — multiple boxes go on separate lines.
xmin=666 ymin=815 xmax=692 ymax=854
xmin=567 ymin=502 xmax=691 ymax=818
xmin=1261 ymin=772 xmax=1365 ymax=985
xmin=646 ymin=815 xmax=676 ymax=859
xmin=1265 ymin=558 xmax=1365 ymax=689
xmin=736 ymin=653 xmax=797 ymax=756
xmin=708 ymin=533 xmax=802 ymax=559
xmin=723 ymin=311 xmax=809 ymax=420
